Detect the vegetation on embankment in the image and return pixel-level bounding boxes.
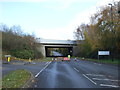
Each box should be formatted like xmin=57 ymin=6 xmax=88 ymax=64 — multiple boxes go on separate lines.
xmin=88 ymin=59 xmax=120 ymax=65
xmin=34 ymin=57 xmax=52 ymax=62
xmin=2 ymin=69 xmax=31 ymax=88
xmin=74 ymin=1 xmax=120 ymax=60
xmin=1 ymin=24 xmax=43 ymax=60
xmin=78 ymin=57 xmax=120 ymax=65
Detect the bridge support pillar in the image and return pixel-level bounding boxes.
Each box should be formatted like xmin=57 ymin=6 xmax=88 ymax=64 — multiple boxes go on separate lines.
xmin=73 ymin=46 xmax=80 ymax=56
xmin=38 ymin=45 xmax=46 ymax=57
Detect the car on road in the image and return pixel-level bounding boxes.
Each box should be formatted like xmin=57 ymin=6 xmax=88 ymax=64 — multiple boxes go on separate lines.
xmin=62 ymin=57 xmax=70 ymax=61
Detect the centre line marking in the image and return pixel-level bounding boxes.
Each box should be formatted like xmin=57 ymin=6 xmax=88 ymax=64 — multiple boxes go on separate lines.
xmin=35 ymin=61 xmax=52 ymax=78
xmin=94 ymin=63 xmax=101 ymax=65
xmin=73 ymin=68 xmax=79 ymax=72
xmin=83 ymin=74 xmax=97 ymax=85
xmin=100 ymin=84 xmax=119 ymax=88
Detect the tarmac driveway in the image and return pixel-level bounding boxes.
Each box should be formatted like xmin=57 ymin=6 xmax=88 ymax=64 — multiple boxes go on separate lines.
xmin=2 ymin=60 xmax=49 ymax=77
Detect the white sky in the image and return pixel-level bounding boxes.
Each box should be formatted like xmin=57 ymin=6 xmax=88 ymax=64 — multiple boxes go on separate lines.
xmin=0 ymin=0 xmax=119 ymax=40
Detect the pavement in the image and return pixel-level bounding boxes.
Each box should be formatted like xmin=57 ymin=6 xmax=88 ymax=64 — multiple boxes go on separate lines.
xmin=2 ymin=58 xmax=120 ymax=88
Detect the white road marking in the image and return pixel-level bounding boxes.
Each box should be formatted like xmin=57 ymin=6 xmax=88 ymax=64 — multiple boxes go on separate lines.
xmin=100 ymin=84 xmax=119 ymax=88
xmin=45 ymin=62 xmax=48 ymax=65
xmin=93 ymin=78 xmax=119 ymax=82
xmin=34 ymin=85 xmax=37 ymax=88
xmin=35 ymin=61 xmax=52 ymax=77
xmin=73 ymin=68 xmax=79 ymax=72
xmin=86 ymin=74 xmax=104 ymax=77
xmin=94 ymin=63 xmax=101 ymax=65
xmin=83 ymin=74 xmax=97 ymax=85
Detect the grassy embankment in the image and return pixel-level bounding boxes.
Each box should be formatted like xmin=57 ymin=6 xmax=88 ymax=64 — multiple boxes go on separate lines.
xmin=15 ymin=57 xmax=52 ymax=62
xmin=2 ymin=51 xmax=52 ymax=62
xmin=35 ymin=57 xmax=52 ymax=62
xmin=2 ymin=69 xmax=31 ymax=88
xmin=78 ymin=57 xmax=120 ymax=65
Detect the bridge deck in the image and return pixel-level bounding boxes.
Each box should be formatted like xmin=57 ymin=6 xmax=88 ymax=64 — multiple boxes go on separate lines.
xmin=36 ymin=38 xmax=77 ymax=45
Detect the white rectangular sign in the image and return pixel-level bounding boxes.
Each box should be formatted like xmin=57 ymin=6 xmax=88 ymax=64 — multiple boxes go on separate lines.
xmin=98 ymin=51 xmax=110 ymax=55
xmin=5 ymin=55 xmax=11 ymax=57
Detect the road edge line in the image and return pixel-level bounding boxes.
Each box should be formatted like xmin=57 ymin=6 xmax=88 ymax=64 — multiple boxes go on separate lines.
xmin=83 ymin=74 xmax=97 ymax=85
xmin=35 ymin=61 xmax=52 ymax=78
xmin=73 ymin=67 xmax=79 ymax=72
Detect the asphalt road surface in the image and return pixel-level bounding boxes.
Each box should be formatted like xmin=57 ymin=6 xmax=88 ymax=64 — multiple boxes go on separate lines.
xmin=30 ymin=59 xmax=120 ymax=88
xmin=52 ymin=51 xmax=63 ymax=56
xmin=2 ymin=61 xmax=48 ymax=77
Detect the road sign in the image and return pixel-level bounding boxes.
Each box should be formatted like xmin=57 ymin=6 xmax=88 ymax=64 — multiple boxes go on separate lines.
xmin=98 ymin=51 xmax=110 ymax=55
xmin=98 ymin=51 xmax=110 ymax=60
xmin=5 ymin=55 xmax=11 ymax=57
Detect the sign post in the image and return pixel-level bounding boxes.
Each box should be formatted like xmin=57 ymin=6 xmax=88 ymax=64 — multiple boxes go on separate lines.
xmin=98 ymin=54 xmax=99 ymax=60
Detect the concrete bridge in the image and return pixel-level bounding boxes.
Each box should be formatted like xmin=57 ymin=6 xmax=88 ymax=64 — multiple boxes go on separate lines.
xmin=36 ymin=38 xmax=78 ymax=57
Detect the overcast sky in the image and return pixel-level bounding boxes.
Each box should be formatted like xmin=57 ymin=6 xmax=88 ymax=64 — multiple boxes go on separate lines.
xmin=0 ymin=0 xmax=119 ymax=40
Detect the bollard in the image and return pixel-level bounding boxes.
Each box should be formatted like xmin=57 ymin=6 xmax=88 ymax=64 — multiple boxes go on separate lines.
xmin=29 ymin=58 xmax=31 ymax=62
xmin=7 ymin=57 xmax=10 ymax=62
xmin=5 ymin=55 xmax=11 ymax=63
xmin=68 ymin=55 xmax=71 ymax=60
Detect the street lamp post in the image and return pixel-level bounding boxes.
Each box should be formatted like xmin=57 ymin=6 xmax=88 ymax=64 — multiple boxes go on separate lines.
xmin=108 ymin=3 xmax=114 ymax=61
xmin=108 ymin=4 xmax=113 ymax=24
xmin=118 ymin=1 xmax=120 ymax=14
xmin=118 ymin=1 xmax=120 ymax=18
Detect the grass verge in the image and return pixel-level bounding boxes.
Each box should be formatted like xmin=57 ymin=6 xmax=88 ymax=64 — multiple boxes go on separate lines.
xmin=78 ymin=57 xmax=120 ymax=65
xmin=2 ymin=69 xmax=31 ymax=88
xmin=36 ymin=57 xmax=52 ymax=62
xmin=88 ymin=59 xmax=120 ymax=65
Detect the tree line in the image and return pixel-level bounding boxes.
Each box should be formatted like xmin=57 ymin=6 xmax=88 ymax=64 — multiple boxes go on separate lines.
xmin=74 ymin=1 xmax=120 ymax=60
xmin=1 ymin=24 xmax=43 ymax=60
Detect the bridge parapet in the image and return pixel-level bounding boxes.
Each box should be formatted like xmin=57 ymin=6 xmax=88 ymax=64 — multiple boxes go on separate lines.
xmin=36 ymin=38 xmax=77 ymax=45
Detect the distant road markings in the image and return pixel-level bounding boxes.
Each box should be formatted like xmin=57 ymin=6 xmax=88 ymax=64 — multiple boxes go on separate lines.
xmin=92 ymin=78 xmax=119 ymax=82
xmin=94 ymin=63 xmax=101 ymax=65
xmin=86 ymin=74 xmax=104 ymax=77
xmin=84 ymin=73 xmax=119 ymax=88
xmin=35 ymin=61 xmax=52 ymax=77
xmin=83 ymin=74 xmax=97 ymax=85
xmin=73 ymin=68 xmax=79 ymax=72
xmin=34 ymin=85 xmax=37 ymax=88
xmin=45 ymin=62 xmax=49 ymax=65
xmin=100 ymin=84 xmax=119 ymax=88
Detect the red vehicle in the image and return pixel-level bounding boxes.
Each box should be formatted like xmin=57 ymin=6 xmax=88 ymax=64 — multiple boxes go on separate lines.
xmin=62 ymin=57 xmax=70 ymax=61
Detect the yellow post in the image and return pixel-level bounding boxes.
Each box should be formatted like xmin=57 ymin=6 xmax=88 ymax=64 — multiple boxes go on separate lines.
xmin=68 ymin=55 xmax=70 ymax=60
xmin=29 ymin=58 xmax=31 ymax=62
xmin=8 ymin=57 xmax=10 ymax=62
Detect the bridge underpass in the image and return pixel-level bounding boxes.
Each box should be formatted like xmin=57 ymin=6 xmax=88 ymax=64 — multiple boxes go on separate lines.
xmin=36 ymin=38 xmax=77 ymax=57
xmin=45 ymin=45 xmax=73 ymax=57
